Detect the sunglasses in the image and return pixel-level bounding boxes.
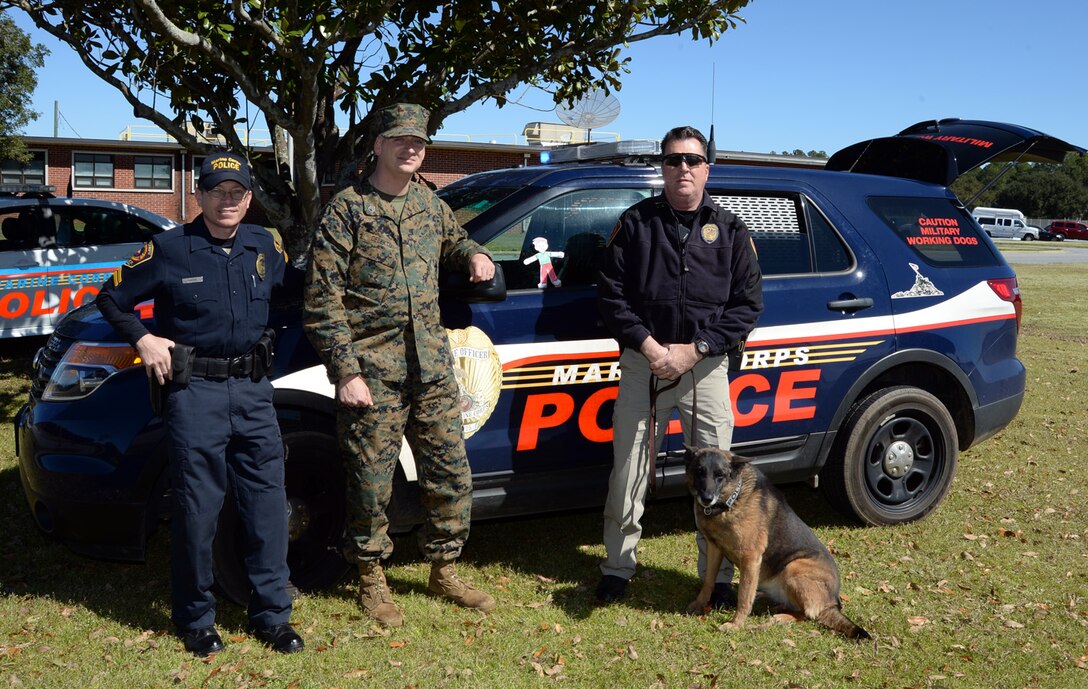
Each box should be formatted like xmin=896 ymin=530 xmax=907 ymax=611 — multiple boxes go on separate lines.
xmin=662 ymin=153 xmax=708 ymax=168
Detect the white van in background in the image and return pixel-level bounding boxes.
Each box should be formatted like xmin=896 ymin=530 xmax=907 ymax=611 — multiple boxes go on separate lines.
xmin=972 ymin=207 xmax=1037 ymax=240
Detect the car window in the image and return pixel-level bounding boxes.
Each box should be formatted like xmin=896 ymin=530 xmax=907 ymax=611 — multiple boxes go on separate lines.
xmin=807 ymin=202 xmax=853 ymax=273
xmin=0 ymin=211 xmax=35 ymax=250
xmin=55 ymin=207 xmax=161 ymax=247
xmin=868 ymin=196 xmax=998 ymax=266
xmin=484 ymin=188 xmax=651 ymax=290
xmin=710 ymin=192 xmax=852 ymax=276
xmin=438 ymin=184 xmax=522 ymax=227
xmin=0 ymin=205 xmax=57 ymax=249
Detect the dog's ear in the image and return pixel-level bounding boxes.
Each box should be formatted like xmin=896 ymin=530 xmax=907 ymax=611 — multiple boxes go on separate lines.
xmin=731 ymin=453 xmax=754 ymax=465
xmin=683 ymin=444 xmax=698 ymax=465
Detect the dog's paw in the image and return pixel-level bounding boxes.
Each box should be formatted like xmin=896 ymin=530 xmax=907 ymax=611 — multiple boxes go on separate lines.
xmin=685 ymin=599 xmax=709 ymax=615
xmin=719 ymin=621 xmax=742 ymax=631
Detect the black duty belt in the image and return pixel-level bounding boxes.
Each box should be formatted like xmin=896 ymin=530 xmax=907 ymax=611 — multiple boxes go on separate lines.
xmin=191 ymin=353 xmax=257 ymax=380
xmin=187 ymin=329 xmax=276 ymax=381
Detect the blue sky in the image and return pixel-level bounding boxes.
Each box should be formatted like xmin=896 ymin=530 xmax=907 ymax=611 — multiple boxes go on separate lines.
xmin=12 ymin=1 xmax=1088 ymax=156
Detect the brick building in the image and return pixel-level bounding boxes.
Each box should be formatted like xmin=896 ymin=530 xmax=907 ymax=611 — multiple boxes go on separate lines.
xmin=2 ymin=136 xmax=538 ymax=225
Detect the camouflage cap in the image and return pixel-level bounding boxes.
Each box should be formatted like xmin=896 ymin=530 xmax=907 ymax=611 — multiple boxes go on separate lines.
xmin=377 ymin=103 xmax=432 ymax=143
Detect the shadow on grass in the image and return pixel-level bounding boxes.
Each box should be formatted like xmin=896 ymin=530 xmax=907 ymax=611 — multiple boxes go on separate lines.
xmin=377 ymin=480 xmax=861 ymax=619
xmin=0 ymin=465 xmax=178 ymax=632
xmin=2 ymin=460 xmax=863 ymax=630
xmin=0 ymin=463 xmax=291 ymax=636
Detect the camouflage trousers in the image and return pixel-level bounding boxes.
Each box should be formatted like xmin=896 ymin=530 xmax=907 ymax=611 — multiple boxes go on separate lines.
xmin=337 ymin=372 xmax=472 ymax=564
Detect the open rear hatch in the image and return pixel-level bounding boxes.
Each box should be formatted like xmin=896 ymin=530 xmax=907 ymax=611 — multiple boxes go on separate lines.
xmin=827 ymin=119 xmax=1084 ymax=186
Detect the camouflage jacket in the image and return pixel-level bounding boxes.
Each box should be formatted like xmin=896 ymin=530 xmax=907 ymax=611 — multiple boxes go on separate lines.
xmin=304 ymin=179 xmax=488 ymax=383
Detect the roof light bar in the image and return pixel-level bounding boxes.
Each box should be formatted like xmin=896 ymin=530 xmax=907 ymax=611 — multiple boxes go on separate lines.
xmin=545 ymin=140 xmax=661 ymax=164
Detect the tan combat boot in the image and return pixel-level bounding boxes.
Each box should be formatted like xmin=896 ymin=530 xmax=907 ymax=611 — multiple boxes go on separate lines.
xmin=358 ymin=562 xmax=404 ymax=627
xmin=428 ymin=562 xmax=496 ymax=612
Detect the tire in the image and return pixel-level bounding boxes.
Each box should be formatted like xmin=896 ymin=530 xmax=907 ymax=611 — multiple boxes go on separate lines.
xmin=1055 ymin=233 xmax=1066 ymax=241
xmin=820 ymin=386 xmax=957 ymax=526
xmin=1021 ymin=234 xmax=1035 ymax=241
xmin=213 ymin=430 xmax=350 ymax=605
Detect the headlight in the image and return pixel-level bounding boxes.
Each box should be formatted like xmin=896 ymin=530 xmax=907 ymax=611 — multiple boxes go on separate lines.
xmin=42 ymin=342 xmax=142 ymax=401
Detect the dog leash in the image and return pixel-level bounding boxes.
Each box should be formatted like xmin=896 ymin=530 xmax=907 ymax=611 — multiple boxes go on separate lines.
xmin=646 ymin=369 xmax=697 ymax=494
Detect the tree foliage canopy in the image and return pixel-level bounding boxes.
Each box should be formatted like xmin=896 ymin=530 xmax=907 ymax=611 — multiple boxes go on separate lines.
xmin=0 ymin=11 xmax=48 ymax=162
xmin=952 ymin=154 xmax=1088 ymax=220
xmin=5 ymin=0 xmax=750 ymax=257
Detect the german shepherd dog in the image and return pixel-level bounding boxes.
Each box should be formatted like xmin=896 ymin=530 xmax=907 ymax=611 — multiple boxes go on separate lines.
xmin=685 ymin=447 xmax=870 ymax=639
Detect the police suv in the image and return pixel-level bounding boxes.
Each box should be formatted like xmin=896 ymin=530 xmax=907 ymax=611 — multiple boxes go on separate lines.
xmin=0 ymin=185 xmax=178 ymax=338
xmin=16 ymin=119 xmax=1080 ymax=602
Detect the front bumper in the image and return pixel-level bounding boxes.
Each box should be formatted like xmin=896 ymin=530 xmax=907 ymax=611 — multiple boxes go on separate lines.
xmin=14 ymin=391 xmax=168 ymax=562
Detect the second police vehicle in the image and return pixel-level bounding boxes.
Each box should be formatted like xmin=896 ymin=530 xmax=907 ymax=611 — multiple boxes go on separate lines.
xmin=0 ymin=187 xmax=178 ymax=339
xmin=16 ymin=119 xmax=1081 ymax=601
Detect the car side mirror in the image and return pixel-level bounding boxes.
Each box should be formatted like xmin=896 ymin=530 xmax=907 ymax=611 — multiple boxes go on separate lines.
xmin=439 ymin=263 xmax=507 ymax=303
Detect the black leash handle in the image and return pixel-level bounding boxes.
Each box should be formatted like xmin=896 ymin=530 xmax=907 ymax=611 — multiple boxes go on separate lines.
xmin=646 ymin=369 xmax=697 ymax=494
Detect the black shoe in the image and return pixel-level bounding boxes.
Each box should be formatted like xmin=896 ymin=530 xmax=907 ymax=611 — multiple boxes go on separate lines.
xmin=595 ymin=575 xmax=627 ymax=603
xmin=181 ymin=626 xmax=224 ymax=657
xmin=249 ymin=623 xmax=304 ymax=654
xmin=709 ymin=582 xmax=737 ymax=610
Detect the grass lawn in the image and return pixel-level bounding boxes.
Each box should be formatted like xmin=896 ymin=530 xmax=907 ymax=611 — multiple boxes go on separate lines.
xmin=0 ymin=261 xmax=1085 ymax=688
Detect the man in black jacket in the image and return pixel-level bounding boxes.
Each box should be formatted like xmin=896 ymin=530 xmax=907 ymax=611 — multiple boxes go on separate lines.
xmin=595 ymin=126 xmax=763 ymax=604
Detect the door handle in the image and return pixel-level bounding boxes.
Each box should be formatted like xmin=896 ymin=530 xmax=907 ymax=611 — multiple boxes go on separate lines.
xmin=827 ymin=297 xmax=874 ymax=313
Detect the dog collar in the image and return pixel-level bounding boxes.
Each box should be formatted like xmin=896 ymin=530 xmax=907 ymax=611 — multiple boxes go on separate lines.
xmin=704 ymin=478 xmax=743 ymax=515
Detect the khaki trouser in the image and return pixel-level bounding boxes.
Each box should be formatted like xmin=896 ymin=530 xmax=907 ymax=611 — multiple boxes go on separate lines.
xmin=601 ymin=348 xmax=735 ymax=582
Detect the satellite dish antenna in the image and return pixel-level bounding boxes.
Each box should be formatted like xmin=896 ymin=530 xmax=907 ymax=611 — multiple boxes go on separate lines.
xmin=556 ymin=89 xmax=621 ymax=142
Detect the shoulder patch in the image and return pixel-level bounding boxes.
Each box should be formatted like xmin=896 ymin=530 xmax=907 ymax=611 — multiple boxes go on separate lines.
xmin=124 ymin=242 xmax=154 ymax=268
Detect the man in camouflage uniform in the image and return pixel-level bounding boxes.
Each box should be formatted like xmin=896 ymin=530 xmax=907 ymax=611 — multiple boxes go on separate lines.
xmin=304 ymin=103 xmax=497 ymax=627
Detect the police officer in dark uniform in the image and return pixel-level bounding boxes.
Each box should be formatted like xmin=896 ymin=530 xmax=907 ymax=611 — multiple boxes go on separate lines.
xmin=96 ymin=153 xmax=303 ymax=656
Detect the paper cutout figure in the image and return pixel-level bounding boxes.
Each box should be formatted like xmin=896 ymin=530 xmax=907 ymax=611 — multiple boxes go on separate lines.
xmin=522 ymin=237 xmax=564 ymax=288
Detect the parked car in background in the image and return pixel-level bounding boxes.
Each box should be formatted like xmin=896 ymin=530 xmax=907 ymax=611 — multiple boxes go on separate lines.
xmin=15 ymin=119 xmax=1082 ymax=603
xmin=1043 ymin=220 xmax=1088 ymax=241
xmin=972 ymin=207 xmax=1036 ymax=240
xmin=0 ymin=185 xmax=179 ymax=338
xmin=1031 ymin=225 xmax=1061 ymax=241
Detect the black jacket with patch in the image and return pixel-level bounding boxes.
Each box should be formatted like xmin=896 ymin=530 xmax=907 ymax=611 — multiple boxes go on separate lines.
xmin=597 ymin=191 xmax=763 ymax=356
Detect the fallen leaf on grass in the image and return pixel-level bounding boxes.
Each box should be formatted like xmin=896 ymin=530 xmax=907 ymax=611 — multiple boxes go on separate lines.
xmin=907 ymin=616 xmax=929 ymax=626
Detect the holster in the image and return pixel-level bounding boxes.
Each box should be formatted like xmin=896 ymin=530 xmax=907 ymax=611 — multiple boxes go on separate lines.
xmin=148 ymin=342 xmax=194 ymax=416
xmin=251 ymin=328 xmax=276 ymax=381
xmin=728 ymin=338 xmax=747 ymax=372
xmin=171 ymin=343 xmax=196 ymax=387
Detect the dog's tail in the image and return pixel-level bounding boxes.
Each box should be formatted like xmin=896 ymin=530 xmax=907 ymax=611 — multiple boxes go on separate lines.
xmin=816 ymin=605 xmax=871 ymax=641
